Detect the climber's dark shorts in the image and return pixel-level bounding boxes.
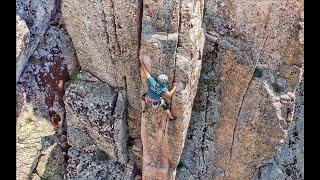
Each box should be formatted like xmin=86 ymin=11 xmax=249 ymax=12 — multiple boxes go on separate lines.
xmin=140 ymin=93 xmax=170 ymax=110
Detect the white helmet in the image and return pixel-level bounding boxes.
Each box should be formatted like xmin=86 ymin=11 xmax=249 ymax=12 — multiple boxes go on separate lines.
xmin=157 ymin=74 xmax=169 ymax=86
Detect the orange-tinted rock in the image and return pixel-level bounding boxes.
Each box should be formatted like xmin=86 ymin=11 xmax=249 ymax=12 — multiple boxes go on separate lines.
xmin=140 ymin=0 xmax=205 ymax=179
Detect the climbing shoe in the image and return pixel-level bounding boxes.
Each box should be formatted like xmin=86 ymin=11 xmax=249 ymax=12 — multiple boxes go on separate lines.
xmin=169 ymin=117 xmax=176 ymax=121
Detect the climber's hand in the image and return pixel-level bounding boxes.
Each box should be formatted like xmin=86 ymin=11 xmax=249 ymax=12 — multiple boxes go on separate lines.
xmin=139 ymin=55 xmax=151 ymax=78
xmin=139 ymin=54 xmax=145 ymax=66
xmin=165 ymin=86 xmax=177 ymax=97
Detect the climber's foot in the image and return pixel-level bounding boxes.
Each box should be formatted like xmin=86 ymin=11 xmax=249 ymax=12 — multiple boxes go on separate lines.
xmin=169 ymin=117 xmax=176 ymax=121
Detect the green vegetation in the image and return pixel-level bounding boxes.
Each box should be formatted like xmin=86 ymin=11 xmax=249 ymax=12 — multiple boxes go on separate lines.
xmin=73 ymin=52 xmax=79 ymax=62
xmin=25 ymin=116 xmax=34 ymax=123
xmin=204 ymin=6 xmax=208 ymax=17
xmin=94 ymin=150 xmax=108 ymax=162
xmin=253 ymin=68 xmax=263 ymax=78
xmin=177 ymin=162 xmax=185 ymax=170
xmin=272 ymin=82 xmax=283 ymax=94
xmin=29 ymin=55 xmax=41 ymax=65
xmin=69 ymin=69 xmax=80 ymax=83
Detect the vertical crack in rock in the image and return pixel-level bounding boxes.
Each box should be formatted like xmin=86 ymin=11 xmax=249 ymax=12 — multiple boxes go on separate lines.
xmin=173 ymin=2 xmax=182 ymax=86
xmin=201 ymin=91 xmax=209 ymax=176
xmin=137 ymin=0 xmax=143 ymax=49
xmin=170 ymin=0 xmax=182 ymax=102
xmin=229 ymin=59 xmax=259 ymax=160
xmin=223 ymin=6 xmax=278 ymax=176
xmin=140 ymin=0 xmax=204 ymax=178
xmin=29 ymin=153 xmax=45 ymax=179
xmin=110 ymin=0 xmax=121 ymax=55
xmin=100 ymin=0 xmax=114 ymax=66
xmin=260 ymin=5 xmax=272 ymax=52
xmin=101 ymin=4 xmax=110 ymax=48
xmin=99 ymin=0 xmax=121 ymax=65
xmin=111 ymin=91 xmax=119 ymax=116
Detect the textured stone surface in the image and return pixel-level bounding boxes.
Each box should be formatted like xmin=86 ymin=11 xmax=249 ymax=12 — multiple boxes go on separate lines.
xmin=35 ymin=143 xmax=65 ymax=179
xmin=16 ymin=14 xmax=30 ymax=82
xmin=16 ymin=103 xmax=64 ymax=180
xmin=61 ymin=0 xmax=143 ymax=167
xmin=65 ymin=70 xmax=129 ymax=164
xmin=61 ymin=0 xmax=140 ymax=86
xmin=16 ymin=4 xmax=78 ymax=180
xmin=33 ymin=12 xmax=79 ymax=76
xmin=178 ymin=0 xmax=304 ymax=179
xmin=16 ymin=13 xmax=77 ymax=128
xmin=64 ymin=70 xmax=136 ymax=178
xmin=17 ymin=0 xmax=304 ymax=179
xmin=259 ymin=74 xmax=304 ymax=180
xmin=65 ymin=145 xmax=134 ymax=179
xmin=16 ymin=0 xmax=58 ymax=81
xmin=140 ymin=0 xmax=205 ymax=179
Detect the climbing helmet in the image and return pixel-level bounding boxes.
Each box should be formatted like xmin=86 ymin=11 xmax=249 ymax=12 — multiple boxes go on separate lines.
xmin=157 ymin=74 xmax=169 ymax=86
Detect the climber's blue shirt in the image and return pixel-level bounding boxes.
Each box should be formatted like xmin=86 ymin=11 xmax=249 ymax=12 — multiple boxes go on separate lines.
xmin=147 ymin=76 xmax=168 ymax=100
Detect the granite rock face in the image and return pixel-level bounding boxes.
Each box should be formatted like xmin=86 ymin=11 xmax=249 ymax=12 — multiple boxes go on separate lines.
xmin=63 ymin=70 xmax=135 ymax=178
xmin=64 ymin=70 xmax=129 ymax=164
xmin=16 ymin=0 xmax=58 ymax=81
xmin=259 ymin=74 xmax=304 ymax=180
xmin=178 ymin=0 xmax=304 ymax=179
xmin=16 ymin=2 xmax=78 ymax=179
xmin=16 ymin=14 xmax=30 ymax=82
xmin=16 ymin=11 xmax=78 ymax=128
xmin=65 ymin=145 xmax=134 ymax=180
xmin=61 ymin=0 xmax=143 ymax=168
xmin=16 ymin=103 xmax=65 ymax=180
xmin=139 ymin=0 xmax=205 ymax=179
xmin=17 ymin=0 xmax=304 ymax=179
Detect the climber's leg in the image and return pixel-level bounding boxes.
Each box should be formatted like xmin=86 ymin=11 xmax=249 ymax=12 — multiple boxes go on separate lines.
xmin=141 ymin=94 xmax=147 ymax=113
xmin=141 ymin=100 xmax=146 ymax=113
xmin=165 ymin=109 xmax=174 ymax=120
xmin=161 ymin=99 xmax=174 ymax=120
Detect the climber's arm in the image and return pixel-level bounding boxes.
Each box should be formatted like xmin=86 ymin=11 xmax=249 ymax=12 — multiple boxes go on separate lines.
xmin=143 ymin=67 xmax=151 ymax=78
xmin=140 ymin=55 xmax=151 ymax=78
xmin=165 ymin=86 xmax=177 ymax=97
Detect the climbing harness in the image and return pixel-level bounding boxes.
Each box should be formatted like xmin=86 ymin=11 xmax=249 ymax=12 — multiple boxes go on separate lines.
xmin=152 ymin=98 xmax=166 ymax=109
xmin=144 ymin=94 xmax=164 ymax=109
xmin=152 ymin=101 xmax=160 ymax=109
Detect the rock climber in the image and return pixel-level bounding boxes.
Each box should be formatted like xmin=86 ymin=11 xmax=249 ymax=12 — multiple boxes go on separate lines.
xmin=139 ymin=54 xmax=176 ymax=121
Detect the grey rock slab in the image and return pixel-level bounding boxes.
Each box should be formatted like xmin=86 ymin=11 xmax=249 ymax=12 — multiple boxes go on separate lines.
xmin=65 ymin=70 xmax=129 ymax=164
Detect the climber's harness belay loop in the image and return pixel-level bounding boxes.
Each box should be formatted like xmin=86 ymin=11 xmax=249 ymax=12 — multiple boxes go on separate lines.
xmin=152 ymin=101 xmax=160 ymax=109
xmin=145 ymin=95 xmax=162 ymax=109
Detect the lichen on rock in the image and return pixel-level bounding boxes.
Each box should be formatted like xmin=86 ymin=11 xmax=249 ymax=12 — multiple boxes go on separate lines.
xmin=65 ymin=70 xmax=129 ymax=164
